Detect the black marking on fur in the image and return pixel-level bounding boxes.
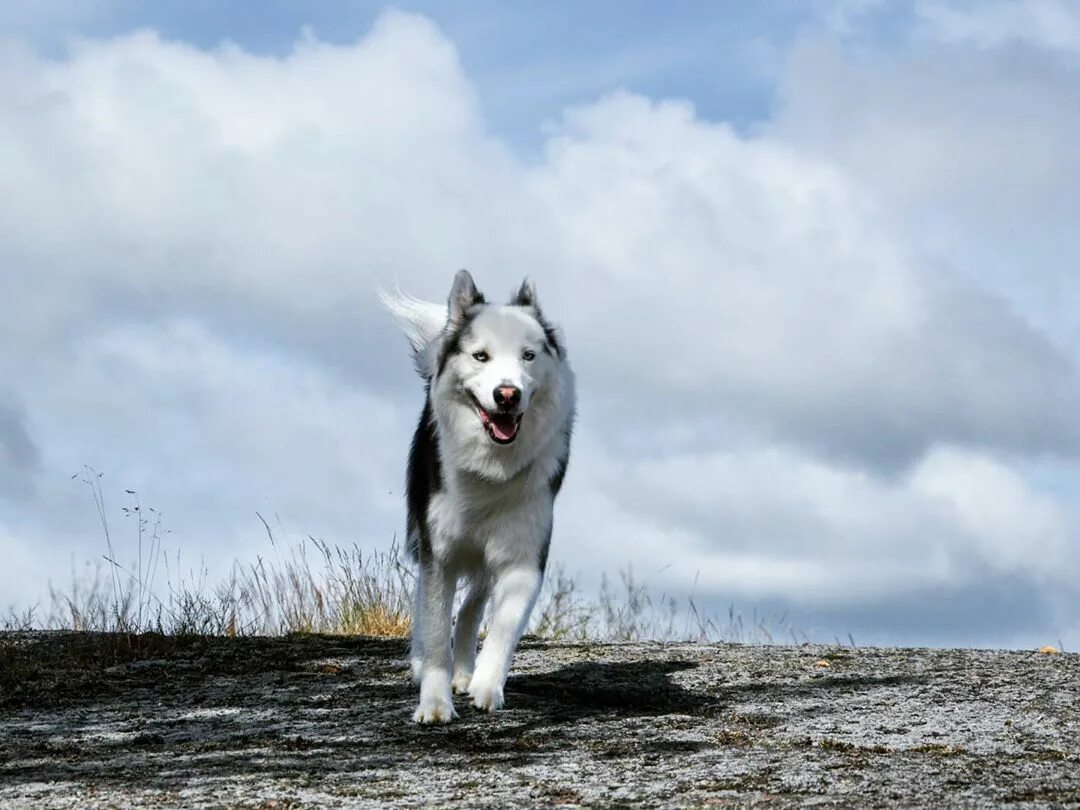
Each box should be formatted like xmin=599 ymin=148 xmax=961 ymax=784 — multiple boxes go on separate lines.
xmin=509 ymin=278 xmax=562 ymax=358
xmin=539 ymin=524 xmax=553 ymax=574
xmin=542 ymin=424 xmax=573 ymax=572
xmin=519 ymin=304 xmax=562 ymax=357
xmin=537 ymin=314 xmax=563 ymax=358
xmin=549 ymin=417 xmax=573 ymax=497
xmin=435 ymin=323 xmax=464 ymax=379
xmin=406 ymin=394 xmax=441 ymax=561
xmin=516 ymin=307 xmax=561 ymax=357
xmin=549 ymin=450 xmax=570 ymax=497
xmin=435 ymin=305 xmax=484 ymax=378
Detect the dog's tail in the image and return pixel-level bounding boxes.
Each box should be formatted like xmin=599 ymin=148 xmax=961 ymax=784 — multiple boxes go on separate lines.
xmin=379 ymin=286 xmax=447 ymax=380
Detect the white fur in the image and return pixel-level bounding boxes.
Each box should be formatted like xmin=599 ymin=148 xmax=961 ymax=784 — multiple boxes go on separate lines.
xmin=377 ymin=286 xmax=448 ymax=379
xmin=383 ymin=275 xmax=575 ymax=724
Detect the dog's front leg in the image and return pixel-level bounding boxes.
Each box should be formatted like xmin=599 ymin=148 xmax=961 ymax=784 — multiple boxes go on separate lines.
xmin=412 ymin=559 xmax=458 ymax=724
xmin=468 ymin=565 xmax=542 ymax=712
xmin=452 ymin=578 xmax=489 ymax=694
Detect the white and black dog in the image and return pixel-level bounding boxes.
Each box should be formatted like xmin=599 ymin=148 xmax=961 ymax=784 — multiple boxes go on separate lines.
xmin=382 ymin=270 xmax=575 ymax=724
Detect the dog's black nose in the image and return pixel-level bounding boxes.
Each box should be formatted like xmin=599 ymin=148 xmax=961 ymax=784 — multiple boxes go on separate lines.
xmin=493 ymin=385 xmax=521 ymax=409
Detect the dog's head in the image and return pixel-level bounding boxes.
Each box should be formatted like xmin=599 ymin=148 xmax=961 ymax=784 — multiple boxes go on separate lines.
xmin=435 ymin=270 xmax=564 ymax=447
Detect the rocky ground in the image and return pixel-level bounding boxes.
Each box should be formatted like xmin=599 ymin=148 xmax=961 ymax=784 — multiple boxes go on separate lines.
xmin=0 ymin=632 xmax=1077 ymax=808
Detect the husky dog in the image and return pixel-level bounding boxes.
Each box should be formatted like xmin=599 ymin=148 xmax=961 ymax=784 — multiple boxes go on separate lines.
xmin=382 ymin=270 xmax=575 ymax=724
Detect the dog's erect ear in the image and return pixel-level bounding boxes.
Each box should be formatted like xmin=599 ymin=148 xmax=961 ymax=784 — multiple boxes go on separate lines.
xmin=511 ymin=278 xmax=538 ymax=309
xmin=448 ymin=269 xmax=484 ymax=325
xmin=511 ymin=278 xmax=562 ymax=357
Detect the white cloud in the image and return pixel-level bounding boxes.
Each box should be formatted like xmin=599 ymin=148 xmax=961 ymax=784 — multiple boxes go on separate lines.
xmin=1 ymin=9 xmax=1077 ymax=646
xmin=562 ymin=442 xmax=1072 ymax=603
xmin=909 ymin=447 xmax=1070 ymax=575
xmin=533 ymin=91 xmax=1080 ymax=465
xmin=917 ymin=0 xmax=1080 ymax=55
xmin=19 ymin=319 xmax=410 ymax=577
xmin=0 ymin=12 xmax=529 ymax=359
xmin=772 ymin=36 xmax=1080 ymax=249
xmin=772 ymin=19 xmax=1080 ymax=351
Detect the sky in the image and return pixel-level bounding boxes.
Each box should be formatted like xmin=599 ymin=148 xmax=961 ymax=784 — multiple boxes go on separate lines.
xmin=1 ymin=0 xmax=1078 ymax=649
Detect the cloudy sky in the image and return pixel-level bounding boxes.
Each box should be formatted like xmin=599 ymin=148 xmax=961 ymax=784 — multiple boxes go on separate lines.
xmin=2 ymin=0 xmax=1078 ymax=649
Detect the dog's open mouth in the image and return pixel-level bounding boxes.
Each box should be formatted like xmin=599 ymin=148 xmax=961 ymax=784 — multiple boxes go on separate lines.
xmin=470 ymin=395 xmax=523 ymax=444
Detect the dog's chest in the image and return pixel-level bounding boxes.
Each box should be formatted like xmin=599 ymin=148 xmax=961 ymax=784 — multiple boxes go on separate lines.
xmin=426 ymin=471 xmax=551 ymax=564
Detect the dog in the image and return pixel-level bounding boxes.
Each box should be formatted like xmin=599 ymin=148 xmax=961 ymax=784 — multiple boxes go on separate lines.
xmin=382 ymin=270 xmax=575 ymax=724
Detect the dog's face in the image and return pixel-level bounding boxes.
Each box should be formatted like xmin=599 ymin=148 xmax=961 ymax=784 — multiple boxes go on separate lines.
xmin=436 ymin=271 xmax=563 ymax=447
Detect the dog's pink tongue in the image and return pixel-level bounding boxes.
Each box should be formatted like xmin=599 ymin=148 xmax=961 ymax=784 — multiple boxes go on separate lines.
xmin=490 ymin=414 xmax=518 ymax=441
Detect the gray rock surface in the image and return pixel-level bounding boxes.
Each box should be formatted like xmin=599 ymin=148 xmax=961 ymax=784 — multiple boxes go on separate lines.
xmin=1 ymin=632 xmax=1077 ymax=807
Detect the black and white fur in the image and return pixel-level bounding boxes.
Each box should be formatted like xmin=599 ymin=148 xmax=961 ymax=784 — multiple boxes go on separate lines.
xmin=382 ymin=270 xmax=575 ymax=724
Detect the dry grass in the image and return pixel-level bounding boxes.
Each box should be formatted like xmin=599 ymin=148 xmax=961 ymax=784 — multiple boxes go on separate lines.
xmin=4 ymin=469 xmax=794 ymax=645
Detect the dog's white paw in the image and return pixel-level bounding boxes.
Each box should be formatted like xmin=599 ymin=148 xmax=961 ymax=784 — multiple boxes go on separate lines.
xmin=468 ymin=676 xmax=505 ymax=713
xmin=451 ymin=670 xmax=473 ymax=695
xmin=412 ymin=694 xmax=458 ymax=725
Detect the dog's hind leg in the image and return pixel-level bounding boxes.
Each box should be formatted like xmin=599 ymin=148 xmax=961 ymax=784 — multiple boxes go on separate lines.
xmin=408 ymin=578 xmax=425 ymax=685
xmin=451 ymin=577 xmax=490 ymax=694
xmin=412 ymin=560 xmax=459 ymax=724
xmin=467 ymin=565 xmax=542 ymax=712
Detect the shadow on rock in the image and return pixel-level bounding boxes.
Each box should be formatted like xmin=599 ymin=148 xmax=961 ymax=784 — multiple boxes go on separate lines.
xmin=505 ymin=661 xmax=924 ymax=721
xmin=507 ymin=659 xmax=711 ymax=718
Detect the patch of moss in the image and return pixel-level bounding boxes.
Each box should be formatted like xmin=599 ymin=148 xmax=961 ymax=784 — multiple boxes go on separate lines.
xmin=715 ymin=728 xmax=753 ymax=746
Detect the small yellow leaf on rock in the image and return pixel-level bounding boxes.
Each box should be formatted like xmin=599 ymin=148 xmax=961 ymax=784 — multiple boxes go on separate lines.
xmin=814 ymin=660 xmax=831 ymax=668
xmin=1038 ymin=646 xmax=1060 ymax=655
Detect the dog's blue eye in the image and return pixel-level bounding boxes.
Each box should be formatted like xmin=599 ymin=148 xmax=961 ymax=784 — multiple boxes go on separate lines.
xmin=523 ymin=350 xmax=536 ymax=361
xmin=472 ymin=351 xmax=489 ymax=362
